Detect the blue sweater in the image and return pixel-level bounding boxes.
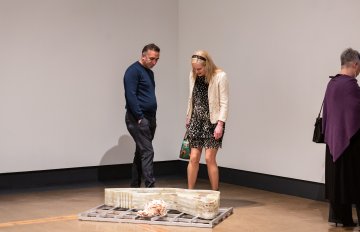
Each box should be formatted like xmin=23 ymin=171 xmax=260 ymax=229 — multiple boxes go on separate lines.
xmin=124 ymin=61 xmax=157 ymax=120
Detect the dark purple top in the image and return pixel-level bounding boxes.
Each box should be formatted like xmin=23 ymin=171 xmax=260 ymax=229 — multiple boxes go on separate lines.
xmin=322 ymin=74 xmax=360 ymax=161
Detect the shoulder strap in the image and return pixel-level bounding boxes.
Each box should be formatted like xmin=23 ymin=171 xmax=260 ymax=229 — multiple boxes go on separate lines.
xmin=317 ymin=100 xmax=324 ymax=117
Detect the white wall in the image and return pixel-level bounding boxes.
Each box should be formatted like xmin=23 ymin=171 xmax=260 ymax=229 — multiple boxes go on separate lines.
xmin=2 ymin=0 xmax=360 ymax=184
xmin=0 ymin=0 xmax=180 ymax=173
xmin=178 ymin=0 xmax=360 ymax=183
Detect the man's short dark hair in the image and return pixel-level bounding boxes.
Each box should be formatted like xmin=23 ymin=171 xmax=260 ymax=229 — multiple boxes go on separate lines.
xmin=142 ymin=43 xmax=160 ymax=54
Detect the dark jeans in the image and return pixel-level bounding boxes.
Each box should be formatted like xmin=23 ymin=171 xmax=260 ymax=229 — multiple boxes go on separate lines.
xmin=125 ymin=111 xmax=156 ymax=187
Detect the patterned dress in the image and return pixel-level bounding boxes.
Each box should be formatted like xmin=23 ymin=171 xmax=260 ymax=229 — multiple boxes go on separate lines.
xmin=188 ymin=76 xmax=224 ymax=149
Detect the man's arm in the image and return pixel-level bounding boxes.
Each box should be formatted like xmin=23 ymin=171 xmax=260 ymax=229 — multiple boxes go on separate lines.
xmin=124 ymin=68 xmax=143 ymax=120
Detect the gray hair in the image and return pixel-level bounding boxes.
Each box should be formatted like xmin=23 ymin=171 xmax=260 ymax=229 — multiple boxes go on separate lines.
xmin=340 ymin=48 xmax=360 ymax=66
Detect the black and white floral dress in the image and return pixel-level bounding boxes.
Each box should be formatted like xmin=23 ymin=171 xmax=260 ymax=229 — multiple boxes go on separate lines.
xmin=188 ymin=76 xmax=224 ymax=149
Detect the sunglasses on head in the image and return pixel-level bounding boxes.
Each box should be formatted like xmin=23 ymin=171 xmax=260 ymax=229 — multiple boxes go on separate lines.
xmin=192 ymin=55 xmax=206 ymax=61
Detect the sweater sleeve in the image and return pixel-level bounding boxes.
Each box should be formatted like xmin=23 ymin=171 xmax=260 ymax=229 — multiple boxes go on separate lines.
xmin=124 ymin=67 xmax=143 ymax=120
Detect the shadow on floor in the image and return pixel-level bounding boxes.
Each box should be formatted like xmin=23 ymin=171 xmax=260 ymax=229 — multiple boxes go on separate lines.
xmin=221 ymin=197 xmax=261 ymax=208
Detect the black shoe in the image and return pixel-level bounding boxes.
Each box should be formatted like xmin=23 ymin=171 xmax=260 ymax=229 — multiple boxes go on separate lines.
xmin=328 ymin=203 xmax=356 ymax=227
xmin=329 ymin=218 xmax=357 ymax=227
xmin=130 ymin=184 xmax=141 ymax=188
xmin=341 ymin=221 xmax=357 ymax=227
xmin=332 ymin=221 xmax=357 ymax=227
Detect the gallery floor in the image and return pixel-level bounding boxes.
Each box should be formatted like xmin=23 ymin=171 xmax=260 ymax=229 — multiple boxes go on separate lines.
xmin=0 ymin=176 xmax=357 ymax=232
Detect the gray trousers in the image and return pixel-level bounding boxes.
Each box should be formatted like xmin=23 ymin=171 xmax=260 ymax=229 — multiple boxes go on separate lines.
xmin=125 ymin=111 xmax=156 ymax=187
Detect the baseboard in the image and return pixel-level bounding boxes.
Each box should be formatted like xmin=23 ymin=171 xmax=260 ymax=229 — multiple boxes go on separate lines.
xmin=0 ymin=160 xmax=325 ymax=201
xmin=0 ymin=161 xmax=179 ymax=191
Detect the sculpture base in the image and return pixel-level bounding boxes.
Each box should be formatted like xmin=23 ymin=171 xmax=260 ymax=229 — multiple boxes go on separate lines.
xmin=78 ymin=204 xmax=233 ymax=228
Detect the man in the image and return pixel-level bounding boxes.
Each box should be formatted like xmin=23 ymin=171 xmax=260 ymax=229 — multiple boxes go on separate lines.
xmin=124 ymin=43 xmax=160 ymax=188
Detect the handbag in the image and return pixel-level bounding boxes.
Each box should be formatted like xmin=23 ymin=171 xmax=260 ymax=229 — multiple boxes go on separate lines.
xmin=179 ymin=131 xmax=190 ymax=160
xmin=312 ymin=100 xmax=325 ymax=143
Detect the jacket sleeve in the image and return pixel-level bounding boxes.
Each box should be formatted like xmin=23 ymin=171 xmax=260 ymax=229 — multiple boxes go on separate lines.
xmin=218 ymin=72 xmax=229 ymax=122
xmin=186 ymin=72 xmax=194 ymax=118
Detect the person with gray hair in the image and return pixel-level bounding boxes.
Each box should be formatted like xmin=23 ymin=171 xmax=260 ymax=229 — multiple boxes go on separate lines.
xmin=322 ymin=47 xmax=360 ymax=227
xmin=340 ymin=48 xmax=360 ymax=66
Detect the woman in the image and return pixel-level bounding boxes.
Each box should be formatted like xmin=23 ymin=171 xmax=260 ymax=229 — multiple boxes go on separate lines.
xmin=323 ymin=48 xmax=360 ymax=227
xmin=186 ymin=50 xmax=229 ymax=191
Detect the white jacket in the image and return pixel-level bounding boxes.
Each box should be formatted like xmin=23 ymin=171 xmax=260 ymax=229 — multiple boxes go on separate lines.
xmin=186 ymin=70 xmax=229 ymax=124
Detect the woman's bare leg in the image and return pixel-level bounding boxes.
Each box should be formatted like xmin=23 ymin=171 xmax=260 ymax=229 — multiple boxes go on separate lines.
xmin=187 ymin=147 xmax=202 ymax=189
xmin=205 ymin=148 xmax=219 ymax=190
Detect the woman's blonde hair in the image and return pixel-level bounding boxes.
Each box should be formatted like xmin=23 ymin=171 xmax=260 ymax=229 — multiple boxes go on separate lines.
xmin=191 ymin=50 xmax=219 ymax=83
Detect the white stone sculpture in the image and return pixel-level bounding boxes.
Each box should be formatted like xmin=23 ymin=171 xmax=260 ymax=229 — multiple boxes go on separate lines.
xmin=136 ymin=199 xmax=168 ymax=217
xmin=105 ymin=188 xmax=220 ymax=219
